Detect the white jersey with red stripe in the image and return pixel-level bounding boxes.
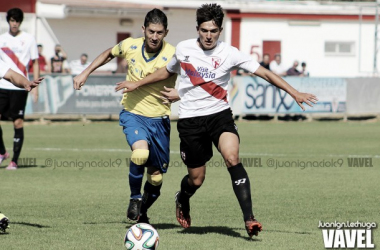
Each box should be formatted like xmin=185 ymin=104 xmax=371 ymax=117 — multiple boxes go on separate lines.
xmin=0 ymin=59 xmax=11 ymax=79
xmin=166 ymin=39 xmax=260 ymax=118
xmin=0 ymin=31 xmax=38 ymax=90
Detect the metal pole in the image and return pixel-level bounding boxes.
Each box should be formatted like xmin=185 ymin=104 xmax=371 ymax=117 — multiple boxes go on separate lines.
xmin=359 ymin=7 xmax=362 ymax=73
xmin=375 ymin=2 xmax=379 ymax=75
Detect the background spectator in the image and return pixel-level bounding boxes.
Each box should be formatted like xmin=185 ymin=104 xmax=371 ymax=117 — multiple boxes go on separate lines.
xmin=259 ymin=53 xmax=270 ymax=70
xmin=51 ymin=44 xmax=69 ymax=73
xmin=301 ymin=62 xmax=309 ymax=77
xmin=286 ymin=60 xmax=301 ymax=76
xmin=29 ymin=44 xmax=48 ymax=74
xmin=69 ymin=53 xmax=91 ymax=75
xmin=269 ymin=53 xmax=287 ymax=76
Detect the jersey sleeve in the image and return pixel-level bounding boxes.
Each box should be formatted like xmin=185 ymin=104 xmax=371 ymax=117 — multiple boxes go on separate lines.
xmin=29 ymin=37 xmax=39 ymax=60
xmin=111 ymin=38 xmax=132 ymax=58
xmin=166 ymin=53 xmax=180 ymax=74
xmin=0 ymin=59 xmax=11 ymax=78
xmin=231 ymin=47 xmax=260 ymax=74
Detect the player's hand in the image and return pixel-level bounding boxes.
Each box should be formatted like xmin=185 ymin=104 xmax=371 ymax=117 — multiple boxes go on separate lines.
xmin=160 ymin=86 xmax=180 ymax=104
xmin=293 ymin=92 xmax=318 ymax=111
xmin=25 ymin=77 xmax=44 ymax=92
xmin=115 ymin=81 xmax=139 ymax=94
xmin=73 ymin=73 xmax=88 ymax=90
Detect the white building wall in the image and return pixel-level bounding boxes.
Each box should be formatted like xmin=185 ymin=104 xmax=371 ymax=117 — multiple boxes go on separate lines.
xmin=239 ymin=18 xmax=376 ymax=77
xmin=35 ymin=9 xmax=199 ymax=71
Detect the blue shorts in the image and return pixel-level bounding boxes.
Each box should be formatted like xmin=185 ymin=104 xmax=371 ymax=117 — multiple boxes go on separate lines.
xmin=119 ymin=110 xmax=171 ymax=173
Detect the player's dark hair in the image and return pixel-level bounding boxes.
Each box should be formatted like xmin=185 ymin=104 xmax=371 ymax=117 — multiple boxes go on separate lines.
xmin=196 ymin=3 xmax=224 ymax=29
xmin=144 ymin=8 xmax=168 ymax=30
xmin=6 ymin=8 xmax=24 ymax=23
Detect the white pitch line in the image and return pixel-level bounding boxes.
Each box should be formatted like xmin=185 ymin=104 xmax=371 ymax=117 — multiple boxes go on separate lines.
xmin=27 ymin=147 xmax=380 ymax=158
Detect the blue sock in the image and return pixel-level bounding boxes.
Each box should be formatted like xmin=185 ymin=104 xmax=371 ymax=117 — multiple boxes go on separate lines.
xmin=129 ymin=161 xmax=144 ymax=199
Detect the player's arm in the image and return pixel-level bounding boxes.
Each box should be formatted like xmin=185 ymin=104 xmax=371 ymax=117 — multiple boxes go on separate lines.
xmin=31 ymin=58 xmax=40 ymax=102
xmin=3 ymin=68 xmax=43 ymax=91
xmin=73 ymin=47 xmax=115 ymax=90
xmin=253 ymin=66 xmax=318 ymax=111
xmin=115 ymin=67 xmax=174 ymax=94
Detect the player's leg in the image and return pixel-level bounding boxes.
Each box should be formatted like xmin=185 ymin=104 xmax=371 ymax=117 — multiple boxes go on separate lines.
xmin=6 ymin=90 xmax=28 ymax=170
xmin=0 ymin=124 xmax=9 ymax=165
xmin=120 ymin=110 xmax=150 ymax=221
xmin=211 ymin=109 xmax=262 ymax=237
xmin=175 ymin=166 xmax=205 ymax=228
xmin=127 ymin=140 xmax=149 ymax=220
xmin=0 ymin=90 xmax=10 ymax=165
xmin=219 ymin=132 xmax=262 ymax=237
xmin=138 ymin=117 xmax=170 ymax=223
xmin=138 ymin=167 xmax=162 ymax=224
xmin=176 ymin=117 xmax=212 ymax=228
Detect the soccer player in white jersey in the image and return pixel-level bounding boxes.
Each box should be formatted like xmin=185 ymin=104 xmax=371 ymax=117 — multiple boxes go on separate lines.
xmin=116 ymin=4 xmax=318 ymax=237
xmin=0 ymin=58 xmax=42 ymax=229
xmin=0 ymin=59 xmax=42 ymax=90
xmin=74 ymin=9 xmax=178 ymax=224
xmin=0 ymin=8 xmax=40 ymax=170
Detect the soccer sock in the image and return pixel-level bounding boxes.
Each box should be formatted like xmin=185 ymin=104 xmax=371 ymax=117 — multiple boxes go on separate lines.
xmin=11 ymin=128 xmax=24 ymax=164
xmin=129 ymin=161 xmax=144 ymax=199
xmin=140 ymin=181 xmax=162 ymax=215
xmin=0 ymin=126 xmax=6 ymax=155
xmin=228 ymin=163 xmax=254 ymax=221
xmin=179 ymin=175 xmax=200 ymax=205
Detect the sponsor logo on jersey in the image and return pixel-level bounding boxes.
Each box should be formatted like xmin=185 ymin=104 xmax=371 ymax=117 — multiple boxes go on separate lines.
xmin=184 ymin=66 xmax=216 ymax=80
xmin=184 ymin=56 xmax=190 ymax=62
xmin=130 ymin=45 xmax=137 ymax=50
xmin=162 ymin=56 xmax=167 ymax=61
xmin=131 ymin=58 xmax=135 ymax=64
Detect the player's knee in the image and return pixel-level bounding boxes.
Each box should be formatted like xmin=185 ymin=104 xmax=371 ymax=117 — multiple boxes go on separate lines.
xmin=131 ymin=149 xmax=149 ymax=165
xmin=224 ymin=154 xmax=239 ymax=167
xmin=190 ymin=176 xmax=205 ymax=187
xmin=147 ymin=173 xmax=163 ymax=186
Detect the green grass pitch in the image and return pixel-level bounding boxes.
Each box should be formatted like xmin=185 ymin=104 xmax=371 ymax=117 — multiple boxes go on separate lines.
xmin=0 ymin=121 xmax=379 ymax=249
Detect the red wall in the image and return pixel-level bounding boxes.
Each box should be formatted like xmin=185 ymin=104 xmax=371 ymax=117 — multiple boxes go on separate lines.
xmin=0 ymin=0 xmax=36 ymax=13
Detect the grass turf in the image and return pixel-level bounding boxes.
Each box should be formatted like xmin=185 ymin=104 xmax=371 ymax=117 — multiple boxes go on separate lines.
xmin=0 ymin=121 xmax=379 ymax=249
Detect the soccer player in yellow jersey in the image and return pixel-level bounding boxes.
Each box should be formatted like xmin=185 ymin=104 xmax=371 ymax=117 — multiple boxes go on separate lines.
xmin=73 ymin=9 xmax=178 ymax=224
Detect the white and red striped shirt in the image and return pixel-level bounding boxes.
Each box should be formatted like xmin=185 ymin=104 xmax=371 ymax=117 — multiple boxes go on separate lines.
xmin=167 ymin=39 xmax=260 ymax=118
xmin=0 ymin=31 xmax=38 ymax=90
xmin=0 ymin=59 xmax=11 ymax=79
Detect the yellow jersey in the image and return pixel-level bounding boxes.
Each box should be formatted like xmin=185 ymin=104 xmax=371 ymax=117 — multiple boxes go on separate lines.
xmin=111 ymin=37 xmax=176 ymax=117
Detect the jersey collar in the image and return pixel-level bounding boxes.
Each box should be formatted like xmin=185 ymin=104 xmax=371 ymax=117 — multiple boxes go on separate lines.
xmin=142 ymin=42 xmax=163 ymax=63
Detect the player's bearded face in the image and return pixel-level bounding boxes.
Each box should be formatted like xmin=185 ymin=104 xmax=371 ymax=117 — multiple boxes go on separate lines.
xmin=197 ymin=20 xmax=223 ymax=51
xmin=143 ymin=23 xmax=168 ymax=53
